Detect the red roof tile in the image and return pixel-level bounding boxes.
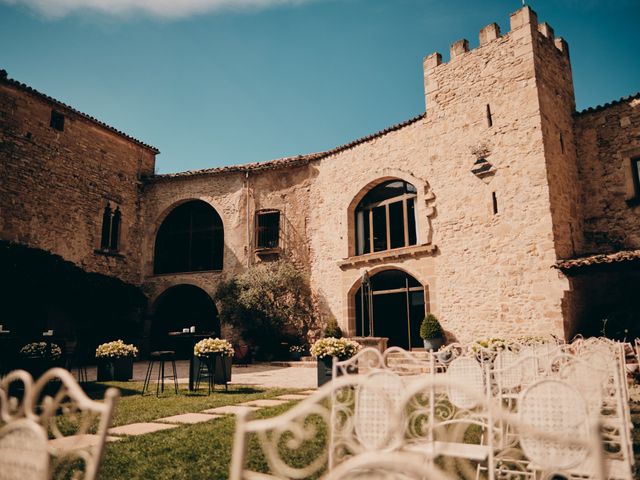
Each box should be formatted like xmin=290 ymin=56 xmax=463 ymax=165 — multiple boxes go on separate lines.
xmin=153 ymin=113 xmax=425 ymax=181
xmin=554 ymin=250 xmax=640 ymax=270
xmin=0 ymin=69 xmax=159 ymax=154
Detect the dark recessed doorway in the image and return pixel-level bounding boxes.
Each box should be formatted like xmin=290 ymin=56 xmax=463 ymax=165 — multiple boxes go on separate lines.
xmin=354 ymin=269 xmax=426 ymax=350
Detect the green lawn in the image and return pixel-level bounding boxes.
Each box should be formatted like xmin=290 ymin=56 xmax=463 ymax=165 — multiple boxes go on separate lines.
xmin=83 ymin=381 xmax=310 ymax=480
xmin=83 ymin=381 xmax=292 ymax=427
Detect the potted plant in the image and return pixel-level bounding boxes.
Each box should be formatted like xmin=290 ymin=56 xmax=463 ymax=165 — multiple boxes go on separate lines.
xmin=19 ymin=342 xmax=63 ymax=378
xmin=419 ymin=314 xmax=445 ymax=351
xmin=194 ymin=337 xmax=234 ymax=384
xmin=311 ymin=337 xmax=361 ymax=387
xmin=96 ymin=340 xmax=138 ymax=381
xmin=289 ymin=345 xmax=306 ymax=361
xmin=323 ymin=317 xmax=343 ymax=339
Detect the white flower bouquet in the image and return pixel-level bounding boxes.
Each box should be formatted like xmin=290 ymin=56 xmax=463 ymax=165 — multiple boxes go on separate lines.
xmin=311 ymin=337 xmax=361 ymax=360
xmin=289 ymin=345 xmax=306 ymax=354
xmin=95 ymin=340 xmax=138 ymax=359
xmin=20 ymin=342 xmax=62 ymax=359
xmin=194 ymin=338 xmax=234 ymax=357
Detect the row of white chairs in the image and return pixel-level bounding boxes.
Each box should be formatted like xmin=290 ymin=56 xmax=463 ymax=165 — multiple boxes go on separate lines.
xmin=230 ymin=372 xmax=609 ymax=480
xmin=328 ymin=338 xmax=634 ymax=480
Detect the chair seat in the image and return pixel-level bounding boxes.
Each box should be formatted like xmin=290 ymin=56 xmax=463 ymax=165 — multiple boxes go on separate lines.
xmin=405 ymin=441 xmax=490 ymax=461
xmin=150 ymin=351 xmax=175 ymax=358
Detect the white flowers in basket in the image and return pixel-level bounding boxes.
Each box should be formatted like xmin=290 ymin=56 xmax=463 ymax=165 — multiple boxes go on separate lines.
xmin=95 ymin=340 xmax=138 ymax=359
xmin=20 ymin=342 xmax=62 ymax=359
xmin=310 ymin=337 xmax=361 ymax=360
xmin=193 ymin=338 xmax=234 ymax=357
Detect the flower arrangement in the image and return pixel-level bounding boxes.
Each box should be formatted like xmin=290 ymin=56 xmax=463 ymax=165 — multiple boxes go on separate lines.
xmin=194 ymin=338 xmax=234 ymax=357
xmin=289 ymin=345 xmax=306 ymax=354
xmin=471 ymin=337 xmax=509 ymax=354
xmin=20 ymin=342 xmax=62 ymax=359
xmin=310 ymin=337 xmax=361 ymax=360
xmin=95 ymin=340 xmax=138 ymax=359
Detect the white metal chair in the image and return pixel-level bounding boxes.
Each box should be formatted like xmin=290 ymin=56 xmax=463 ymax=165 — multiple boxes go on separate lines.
xmin=0 ymin=368 xmax=119 ymax=480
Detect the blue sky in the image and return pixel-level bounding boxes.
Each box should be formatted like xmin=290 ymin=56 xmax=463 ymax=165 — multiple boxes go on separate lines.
xmin=1 ymin=0 xmax=638 ymax=173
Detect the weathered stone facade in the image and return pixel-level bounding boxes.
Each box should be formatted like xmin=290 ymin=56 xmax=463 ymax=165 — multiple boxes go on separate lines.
xmin=1 ymin=6 xmax=638 ymax=345
xmin=0 ymin=72 xmax=157 ymax=285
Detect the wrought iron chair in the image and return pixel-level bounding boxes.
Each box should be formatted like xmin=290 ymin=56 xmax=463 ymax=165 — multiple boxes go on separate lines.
xmin=0 ymin=367 xmax=119 ymax=480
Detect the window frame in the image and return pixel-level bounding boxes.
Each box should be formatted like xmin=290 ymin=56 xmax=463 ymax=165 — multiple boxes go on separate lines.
xmin=50 ymin=110 xmax=65 ymax=132
xmin=255 ymin=209 xmax=281 ymax=251
xmin=355 ymin=180 xmax=418 ymax=256
xmin=631 ymin=157 xmax=640 ymax=199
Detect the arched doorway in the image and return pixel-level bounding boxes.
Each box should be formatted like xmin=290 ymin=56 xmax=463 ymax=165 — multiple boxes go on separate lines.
xmin=151 ymin=285 xmax=220 ymax=352
xmin=354 ymin=269 xmax=426 ymax=349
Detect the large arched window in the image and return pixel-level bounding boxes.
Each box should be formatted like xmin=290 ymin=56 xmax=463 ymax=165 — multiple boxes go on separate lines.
xmin=355 ymin=180 xmax=417 ymax=255
xmin=154 ymin=201 xmax=224 ymax=274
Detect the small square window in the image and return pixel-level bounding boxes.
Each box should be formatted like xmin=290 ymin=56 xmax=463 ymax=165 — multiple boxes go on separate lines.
xmin=50 ymin=110 xmax=65 ymax=131
xmin=256 ymin=210 xmax=280 ymax=249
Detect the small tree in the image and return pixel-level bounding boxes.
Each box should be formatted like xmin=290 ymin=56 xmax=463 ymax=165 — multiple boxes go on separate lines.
xmin=323 ymin=317 xmax=343 ymax=339
xmin=214 ymin=261 xmax=316 ymax=359
xmin=419 ymin=314 xmax=444 ymax=340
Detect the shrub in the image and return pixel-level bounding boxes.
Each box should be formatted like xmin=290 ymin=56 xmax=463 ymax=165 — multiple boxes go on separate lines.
xmin=193 ymin=338 xmax=234 ymax=357
xmin=214 ymin=260 xmax=316 ymax=359
xmin=311 ymin=337 xmax=361 ymax=360
xmin=323 ymin=317 xmax=343 ymax=339
xmin=20 ymin=342 xmax=62 ymax=359
xmin=95 ymin=340 xmax=138 ymax=358
xmin=419 ymin=314 xmax=444 ymax=340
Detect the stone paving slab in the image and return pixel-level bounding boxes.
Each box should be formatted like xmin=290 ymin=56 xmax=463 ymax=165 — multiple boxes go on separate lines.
xmin=201 ymin=405 xmax=259 ymax=415
xmin=48 ymin=434 xmax=122 ymax=450
xmin=299 ymin=389 xmax=317 ymax=395
xmin=109 ymin=422 xmax=179 ymax=436
xmin=239 ymin=399 xmax=289 ymax=407
xmin=155 ymin=413 xmax=222 ymax=424
xmin=275 ymin=394 xmax=311 ymax=400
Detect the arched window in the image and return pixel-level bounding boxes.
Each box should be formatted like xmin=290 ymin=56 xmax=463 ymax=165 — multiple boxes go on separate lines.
xmin=154 ymin=201 xmax=224 ymax=274
xmin=355 ymin=180 xmax=417 ymax=255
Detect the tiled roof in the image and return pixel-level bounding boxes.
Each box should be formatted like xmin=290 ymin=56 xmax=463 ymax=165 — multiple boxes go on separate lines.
xmin=0 ymin=69 xmax=159 ymax=153
xmin=153 ymin=112 xmax=425 ymax=181
xmin=554 ymin=249 xmax=640 ymax=270
xmin=575 ymin=91 xmax=640 ymax=116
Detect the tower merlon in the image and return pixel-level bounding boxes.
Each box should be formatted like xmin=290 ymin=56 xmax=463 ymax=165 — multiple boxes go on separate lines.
xmin=422 ymin=6 xmax=567 ymax=70
xmin=537 ymin=22 xmax=554 ymax=41
xmin=479 ymin=23 xmax=501 ymax=46
xmin=449 ymin=39 xmax=470 ymax=59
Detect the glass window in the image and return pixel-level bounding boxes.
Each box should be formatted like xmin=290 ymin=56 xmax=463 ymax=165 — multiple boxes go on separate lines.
xmin=154 ymin=201 xmax=224 ymax=274
xmin=256 ymin=210 xmax=280 ymax=249
xmin=354 ymin=180 xmax=418 ymax=255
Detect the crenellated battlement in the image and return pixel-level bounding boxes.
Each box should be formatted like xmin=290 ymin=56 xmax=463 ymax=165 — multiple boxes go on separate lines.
xmin=423 ymin=6 xmax=567 ymax=71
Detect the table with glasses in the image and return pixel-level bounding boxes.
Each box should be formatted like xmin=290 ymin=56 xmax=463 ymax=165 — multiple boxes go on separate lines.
xmin=167 ymin=331 xmax=213 ymax=391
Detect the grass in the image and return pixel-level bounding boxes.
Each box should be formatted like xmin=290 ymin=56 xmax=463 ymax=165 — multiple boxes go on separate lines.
xmin=100 ymin=402 xmax=315 ymax=480
xmin=83 ymin=381 xmax=292 ymax=427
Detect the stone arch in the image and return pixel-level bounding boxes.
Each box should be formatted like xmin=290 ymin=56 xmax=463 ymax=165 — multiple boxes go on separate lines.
xmin=153 ymin=199 xmax=225 ymax=274
xmin=345 ymin=169 xmax=436 ymax=257
xmin=347 ymin=265 xmax=430 ymax=349
xmin=149 ymin=283 xmax=220 ymax=352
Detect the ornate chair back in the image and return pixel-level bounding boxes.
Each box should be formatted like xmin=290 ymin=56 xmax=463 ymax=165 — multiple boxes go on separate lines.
xmin=0 ymin=368 xmax=119 ymax=480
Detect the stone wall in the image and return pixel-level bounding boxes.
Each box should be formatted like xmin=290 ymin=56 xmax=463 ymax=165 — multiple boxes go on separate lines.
xmin=141 ymin=163 xmax=316 ymax=307
xmin=574 ymin=97 xmax=640 ymax=253
xmin=142 ymin=7 xmax=576 ymax=343
xmin=0 ymin=78 xmax=157 ymax=285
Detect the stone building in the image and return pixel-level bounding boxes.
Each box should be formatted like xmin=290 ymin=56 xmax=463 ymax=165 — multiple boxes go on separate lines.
xmin=1 ymin=6 xmax=639 ymax=350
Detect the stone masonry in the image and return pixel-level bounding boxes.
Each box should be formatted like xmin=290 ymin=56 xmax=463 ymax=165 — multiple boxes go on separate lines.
xmin=1 ymin=6 xmax=638 ymax=344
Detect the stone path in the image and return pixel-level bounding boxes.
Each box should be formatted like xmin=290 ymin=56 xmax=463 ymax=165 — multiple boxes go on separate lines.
xmin=77 ymin=360 xmax=317 ymax=389
xmin=103 ymin=390 xmax=316 ymax=439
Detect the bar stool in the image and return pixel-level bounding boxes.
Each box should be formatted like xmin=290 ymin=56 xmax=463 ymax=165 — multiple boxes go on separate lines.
xmin=142 ymin=350 xmax=179 ymax=396
xmin=195 ymin=354 xmax=228 ymax=395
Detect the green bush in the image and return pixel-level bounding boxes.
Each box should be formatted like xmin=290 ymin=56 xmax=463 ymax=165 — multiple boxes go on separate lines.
xmin=214 ymin=261 xmax=316 ymax=359
xmin=323 ymin=317 xmax=343 ymax=339
xmin=419 ymin=314 xmax=444 ymax=340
